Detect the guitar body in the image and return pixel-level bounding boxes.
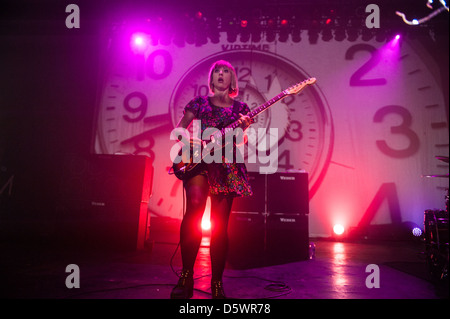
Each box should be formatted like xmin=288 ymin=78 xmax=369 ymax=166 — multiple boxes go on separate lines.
xmin=171 ymin=138 xmax=207 ymax=180
xmin=172 ymin=158 xmax=205 ymax=181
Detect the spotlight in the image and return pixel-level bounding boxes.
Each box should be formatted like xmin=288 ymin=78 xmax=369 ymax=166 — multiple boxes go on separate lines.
xmin=266 ymin=18 xmax=276 ymax=42
xmin=322 ymin=28 xmax=333 ymax=42
xmin=201 ymin=218 xmax=211 ymax=231
xmin=134 ymin=36 xmax=144 ymax=46
xmin=279 ymin=18 xmax=290 ymax=42
xmin=208 ymin=30 xmax=220 ymax=44
xmin=195 ymin=11 xmax=203 ymax=20
xmin=207 ymin=17 xmax=221 ymax=44
xmin=266 ymin=29 xmax=275 ymax=42
xmin=251 ymin=31 xmax=261 ymax=42
xmin=279 ymin=30 xmax=289 ymax=42
xmin=195 ymin=32 xmax=207 ymax=46
xmin=308 ymin=28 xmax=319 ymax=44
xmin=227 ymin=30 xmax=238 ymax=43
xmin=292 ymin=28 xmax=301 ymax=42
xmin=412 ymin=227 xmax=422 ymax=237
xmin=131 ymin=33 xmax=150 ymax=53
xmin=173 ymin=32 xmax=185 ymax=47
xmin=333 ymin=224 xmax=345 ymax=236
xmin=240 ymin=30 xmax=250 ymax=42
xmin=334 ymin=27 xmax=346 ymax=41
xmin=240 ymin=19 xmax=250 ymax=42
xmin=361 ymin=28 xmax=374 ymax=41
xmin=226 ymin=19 xmax=238 ymax=43
xmin=346 ymin=28 xmax=358 ymax=42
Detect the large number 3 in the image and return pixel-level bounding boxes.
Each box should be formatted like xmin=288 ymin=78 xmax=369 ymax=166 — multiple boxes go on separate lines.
xmin=373 ymin=105 xmax=420 ymax=158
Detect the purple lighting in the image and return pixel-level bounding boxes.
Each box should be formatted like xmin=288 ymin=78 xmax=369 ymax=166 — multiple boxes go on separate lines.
xmin=131 ymin=33 xmax=150 ymax=53
xmin=384 ymin=33 xmax=402 ymax=51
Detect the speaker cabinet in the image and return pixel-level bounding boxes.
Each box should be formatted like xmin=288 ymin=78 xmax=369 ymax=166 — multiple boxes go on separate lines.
xmin=266 ymin=214 xmax=309 ymax=265
xmin=231 ymin=172 xmax=265 ymax=213
xmin=227 ymin=212 xmax=265 ymax=269
xmin=267 ymin=172 xmax=309 ymax=215
xmin=228 ymin=171 xmax=309 ymax=269
xmin=57 ymin=154 xmax=153 ymax=251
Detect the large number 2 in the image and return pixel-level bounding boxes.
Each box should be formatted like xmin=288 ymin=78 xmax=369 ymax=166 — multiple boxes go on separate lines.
xmin=373 ymin=105 xmax=420 ymax=158
xmin=345 ymin=44 xmax=387 ymax=86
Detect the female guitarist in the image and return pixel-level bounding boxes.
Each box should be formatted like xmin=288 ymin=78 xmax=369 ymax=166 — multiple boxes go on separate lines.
xmin=170 ymin=60 xmax=254 ymax=299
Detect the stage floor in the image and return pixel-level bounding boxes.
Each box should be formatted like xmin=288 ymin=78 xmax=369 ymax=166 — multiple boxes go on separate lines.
xmin=1 ymin=231 xmax=447 ymax=300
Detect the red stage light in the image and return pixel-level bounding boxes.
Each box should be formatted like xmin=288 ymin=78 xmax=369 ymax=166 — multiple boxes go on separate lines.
xmin=201 ymin=218 xmax=211 ymax=231
xmin=241 ymin=20 xmax=248 ymax=28
xmin=195 ymin=11 xmax=203 ymax=19
xmin=333 ymin=224 xmax=345 ymax=236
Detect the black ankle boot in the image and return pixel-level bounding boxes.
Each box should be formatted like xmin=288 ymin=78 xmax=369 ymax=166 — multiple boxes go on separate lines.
xmin=171 ymin=269 xmax=194 ymax=299
xmin=211 ymin=280 xmax=226 ymax=299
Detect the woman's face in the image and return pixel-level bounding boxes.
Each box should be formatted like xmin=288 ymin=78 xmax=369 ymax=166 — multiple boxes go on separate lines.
xmin=211 ymin=66 xmax=232 ymax=93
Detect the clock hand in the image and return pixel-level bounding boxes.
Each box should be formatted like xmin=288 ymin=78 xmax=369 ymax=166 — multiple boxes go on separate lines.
xmin=120 ymin=119 xmax=172 ymax=146
xmin=143 ymin=113 xmax=171 ymax=125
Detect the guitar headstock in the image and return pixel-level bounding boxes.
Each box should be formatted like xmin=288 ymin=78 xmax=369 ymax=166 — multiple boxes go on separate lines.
xmin=286 ymin=77 xmax=317 ymax=95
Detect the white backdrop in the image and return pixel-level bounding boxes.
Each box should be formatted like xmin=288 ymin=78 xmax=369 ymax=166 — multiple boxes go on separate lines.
xmin=94 ymin=32 xmax=448 ymax=237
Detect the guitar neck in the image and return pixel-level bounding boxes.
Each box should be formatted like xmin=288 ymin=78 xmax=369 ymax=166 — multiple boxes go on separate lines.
xmin=217 ymin=89 xmax=288 ymax=137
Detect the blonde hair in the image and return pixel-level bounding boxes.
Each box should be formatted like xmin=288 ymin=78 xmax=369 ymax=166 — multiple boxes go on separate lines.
xmin=208 ymin=60 xmax=238 ymax=98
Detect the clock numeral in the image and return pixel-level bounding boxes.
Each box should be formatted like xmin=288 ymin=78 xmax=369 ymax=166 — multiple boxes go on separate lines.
xmin=277 ymin=149 xmax=295 ymax=171
xmin=286 ymin=120 xmax=303 ymax=141
xmin=357 ymin=183 xmax=401 ymax=229
xmin=145 ymin=49 xmax=172 ymax=80
xmin=374 ymin=105 xmax=420 ymax=158
xmin=264 ymin=75 xmax=272 ymax=91
xmin=281 ymin=95 xmax=295 ymax=106
xmin=235 ymin=66 xmax=251 ymax=82
xmin=131 ymin=135 xmax=156 ymax=159
xmin=345 ymin=44 xmax=387 ymax=87
xmin=123 ymin=92 xmax=147 ymax=123
xmin=191 ymin=84 xmax=210 ymax=97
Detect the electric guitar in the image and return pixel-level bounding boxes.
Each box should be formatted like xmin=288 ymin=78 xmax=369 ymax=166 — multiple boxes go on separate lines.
xmin=169 ymin=78 xmax=317 ymax=180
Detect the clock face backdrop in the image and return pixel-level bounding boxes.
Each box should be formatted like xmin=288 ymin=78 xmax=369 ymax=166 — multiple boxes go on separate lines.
xmin=94 ymin=32 xmax=448 ymax=237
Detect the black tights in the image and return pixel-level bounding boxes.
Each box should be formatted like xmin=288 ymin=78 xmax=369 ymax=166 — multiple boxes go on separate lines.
xmin=180 ymin=174 xmax=234 ymax=281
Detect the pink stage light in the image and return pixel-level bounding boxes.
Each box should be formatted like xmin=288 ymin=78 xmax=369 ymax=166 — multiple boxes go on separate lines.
xmin=390 ymin=34 xmax=401 ymax=47
xmin=131 ymin=33 xmax=150 ymax=53
xmin=333 ymin=224 xmax=345 ymax=236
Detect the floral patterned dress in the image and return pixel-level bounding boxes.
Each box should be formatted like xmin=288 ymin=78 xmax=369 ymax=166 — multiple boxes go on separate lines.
xmin=184 ymin=96 xmax=253 ymax=197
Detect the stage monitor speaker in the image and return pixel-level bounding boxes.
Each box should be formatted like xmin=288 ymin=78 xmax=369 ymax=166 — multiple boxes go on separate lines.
xmin=57 ymin=154 xmax=153 ymax=251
